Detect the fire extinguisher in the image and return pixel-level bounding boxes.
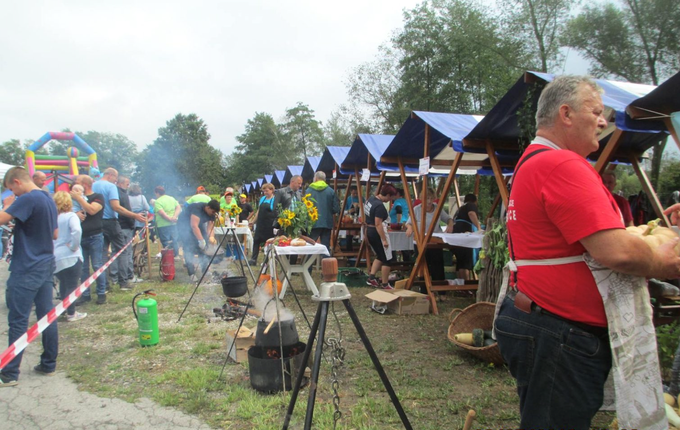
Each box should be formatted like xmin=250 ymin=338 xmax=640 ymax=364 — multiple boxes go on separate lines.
xmin=160 ymin=247 xmax=175 ymax=281
xmin=132 ymin=290 xmax=159 ymax=347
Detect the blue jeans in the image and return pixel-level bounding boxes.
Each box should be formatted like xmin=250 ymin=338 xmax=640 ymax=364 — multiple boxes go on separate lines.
xmin=494 ymin=295 xmax=611 ymax=430
xmin=157 ymin=225 xmax=178 ymax=256
xmin=2 ymin=260 xmax=58 ymax=380
xmin=81 ymin=233 xmax=106 ymax=297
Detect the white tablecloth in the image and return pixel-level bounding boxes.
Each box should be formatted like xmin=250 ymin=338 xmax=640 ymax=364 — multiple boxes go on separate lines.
xmin=387 ymin=231 xmax=414 ymax=251
xmin=267 ymin=243 xmax=329 ymax=298
xmin=272 ymin=243 xmax=330 ymax=256
xmin=214 ymin=226 xmax=253 ymax=255
xmin=432 ymin=232 xmax=483 ymax=248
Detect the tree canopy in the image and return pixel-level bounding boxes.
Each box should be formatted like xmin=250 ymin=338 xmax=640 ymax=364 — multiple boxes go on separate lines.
xmin=135 ymin=113 xmax=226 ymax=198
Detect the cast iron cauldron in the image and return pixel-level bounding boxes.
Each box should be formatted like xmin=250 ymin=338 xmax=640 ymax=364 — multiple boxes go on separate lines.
xmin=248 ymin=341 xmax=308 ymax=392
xmin=221 ymin=276 xmax=248 ymax=298
xmin=255 ymin=318 xmax=299 ymax=347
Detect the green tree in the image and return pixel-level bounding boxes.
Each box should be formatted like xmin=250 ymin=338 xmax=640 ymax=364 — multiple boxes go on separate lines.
xmin=0 ymin=139 xmax=25 ymax=166
xmin=78 ymin=131 xmax=139 ymax=175
xmin=48 ymin=131 xmax=139 ymax=175
xmin=135 ymin=113 xmax=226 ymax=198
xmin=393 ymin=0 xmax=527 ymax=115
xmin=499 ymin=0 xmax=572 ymax=72
xmin=564 ymin=0 xmax=680 ymax=188
xmin=225 ymin=112 xmax=293 ymax=186
xmin=344 ymin=45 xmax=409 ymax=133
xmin=323 ymin=111 xmax=354 ymax=147
xmin=281 ymin=102 xmax=324 ymax=161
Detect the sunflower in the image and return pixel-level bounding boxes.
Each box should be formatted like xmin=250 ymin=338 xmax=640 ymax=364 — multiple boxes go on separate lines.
xmin=304 ymin=199 xmax=313 ymax=209
xmin=287 ymin=211 xmax=295 ymax=219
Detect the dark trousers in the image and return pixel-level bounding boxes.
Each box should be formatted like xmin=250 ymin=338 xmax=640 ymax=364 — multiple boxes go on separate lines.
xmin=495 ymin=295 xmax=611 ymax=430
xmin=2 ymin=260 xmax=58 ymax=380
xmin=56 ymin=260 xmax=83 ymax=316
xmin=102 ymin=219 xmax=129 ymax=287
xmin=310 ymin=227 xmax=331 ymax=257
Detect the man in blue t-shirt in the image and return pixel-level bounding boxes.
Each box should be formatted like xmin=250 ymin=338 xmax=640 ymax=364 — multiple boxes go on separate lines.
xmin=92 ymin=168 xmax=145 ymax=292
xmin=0 ymin=167 xmax=59 ymax=387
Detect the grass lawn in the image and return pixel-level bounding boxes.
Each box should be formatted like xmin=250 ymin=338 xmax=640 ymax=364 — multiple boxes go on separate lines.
xmin=58 ymin=256 xmax=617 ymax=429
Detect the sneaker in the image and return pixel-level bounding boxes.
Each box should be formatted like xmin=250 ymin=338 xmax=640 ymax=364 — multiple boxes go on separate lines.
xmin=131 ymin=276 xmax=144 ymax=283
xmin=96 ymin=294 xmax=107 ymax=305
xmin=120 ymin=284 xmax=132 ymax=291
xmin=380 ymin=283 xmax=394 ymax=290
xmin=190 ymin=274 xmax=198 ymax=282
xmin=248 ymin=259 xmax=257 ymax=266
xmin=155 ymin=252 xmax=161 ymax=258
xmin=33 ymin=364 xmax=55 ymax=376
xmin=66 ymin=312 xmax=87 ymax=322
xmin=366 ymin=278 xmax=380 ymax=288
xmin=0 ymin=373 xmax=18 ymax=387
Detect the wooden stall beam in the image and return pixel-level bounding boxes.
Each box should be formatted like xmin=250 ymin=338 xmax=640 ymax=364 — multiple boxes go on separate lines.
xmin=485 ymin=140 xmax=509 ymax=208
xmin=594 ymin=128 xmax=624 ymax=174
xmin=630 ymin=152 xmax=670 ymax=226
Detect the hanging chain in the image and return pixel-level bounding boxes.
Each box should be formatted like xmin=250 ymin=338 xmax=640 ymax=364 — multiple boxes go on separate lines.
xmin=325 ymin=302 xmax=346 ymax=429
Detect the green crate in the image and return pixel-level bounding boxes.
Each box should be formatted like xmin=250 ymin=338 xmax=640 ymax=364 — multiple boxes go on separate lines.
xmin=337 ymin=267 xmax=368 ymax=287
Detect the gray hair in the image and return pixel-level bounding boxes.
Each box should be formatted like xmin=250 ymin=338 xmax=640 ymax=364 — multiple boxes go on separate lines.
xmin=535 ymin=75 xmax=602 ymax=129
xmin=128 ymin=183 xmax=142 ymax=196
xmin=314 ymin=171 xmax=326 ymax=181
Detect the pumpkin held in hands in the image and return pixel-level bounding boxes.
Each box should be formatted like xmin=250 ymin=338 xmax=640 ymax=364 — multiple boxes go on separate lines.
xmin=626 ymin=219 xmax=680 ymax=254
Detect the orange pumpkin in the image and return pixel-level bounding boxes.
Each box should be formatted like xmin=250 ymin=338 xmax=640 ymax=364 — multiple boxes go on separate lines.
xmin=258 ymin=274 xmax=283 ymax=296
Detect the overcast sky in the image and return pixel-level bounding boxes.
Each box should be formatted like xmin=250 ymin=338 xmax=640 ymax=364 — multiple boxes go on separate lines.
xmin=0 ymin=1 xmax=426 ymax=154
xmin=1 ymin=1 xmax=595 ymax=157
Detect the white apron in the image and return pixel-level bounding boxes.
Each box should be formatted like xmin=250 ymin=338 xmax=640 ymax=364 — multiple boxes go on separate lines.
xmin=493 ymin=254 xmax=667 ymax=430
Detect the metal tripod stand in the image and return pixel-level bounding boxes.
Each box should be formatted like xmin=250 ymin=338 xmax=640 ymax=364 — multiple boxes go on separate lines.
xmin=282 ymin=281 xmax=413 ymax=430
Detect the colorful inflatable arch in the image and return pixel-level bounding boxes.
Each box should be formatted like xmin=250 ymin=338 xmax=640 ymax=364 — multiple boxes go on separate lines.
xmin=26 ymin=132 xmax=99 ymax=192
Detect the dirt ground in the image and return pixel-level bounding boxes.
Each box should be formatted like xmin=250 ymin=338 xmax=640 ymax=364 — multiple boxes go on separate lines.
xmin=8 ymin=251 xmax=618 ymax=429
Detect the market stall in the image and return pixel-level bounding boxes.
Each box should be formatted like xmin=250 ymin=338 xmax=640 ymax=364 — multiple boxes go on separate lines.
xmin=379 ymin=112 xmax=513 ymax=314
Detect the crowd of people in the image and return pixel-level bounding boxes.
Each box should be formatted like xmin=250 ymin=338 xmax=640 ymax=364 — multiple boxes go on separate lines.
xmin=2 ymin=74 xmax=680 ymax=429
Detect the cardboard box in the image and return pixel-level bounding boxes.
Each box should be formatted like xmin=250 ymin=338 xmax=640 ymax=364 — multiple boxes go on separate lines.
xmin=225 ymin=327 xmax=255 ymax=363
xmin=365 ymin=289 xmax=430 ymax=315
xmin=393 ymin=279 xmax=409 ymax=290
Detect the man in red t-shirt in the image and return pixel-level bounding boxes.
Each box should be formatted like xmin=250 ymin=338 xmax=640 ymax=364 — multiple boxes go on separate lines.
xmin=495 ymin=76 xmax=680 ymax=430
xmin=601 ymin=171 xmax=633 ymax=226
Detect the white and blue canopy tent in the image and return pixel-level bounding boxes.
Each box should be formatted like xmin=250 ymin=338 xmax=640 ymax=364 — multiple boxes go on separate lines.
xmin=334 ymin=134 xmax=395 ymax=268
xmin=282 ymin=165 xmax=303 ymax=187
xmin=264 ymin=174 xmax=273 ymax=185
xmin=379 ymin=111 xmax=508 ymax=312
xmin=271 ymin=170 xmax=286 ymax=188
xmin=301 ymin=156 xmax=321 ymax=183
xmin=462 ymin=71 xmax=668 ymax=222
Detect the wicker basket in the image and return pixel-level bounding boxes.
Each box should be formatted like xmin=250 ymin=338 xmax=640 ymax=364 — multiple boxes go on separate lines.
xmin=447 ymin=302 xmax=504 ymax=365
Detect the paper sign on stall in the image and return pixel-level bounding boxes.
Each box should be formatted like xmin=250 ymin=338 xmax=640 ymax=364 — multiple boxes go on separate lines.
xmin=360 ymin=168 xmax=370 ymax=182
xmin=332 ymin=169 xmax=337 ymax=179
xmin=419 ymin=157 xmax=430 ymax=176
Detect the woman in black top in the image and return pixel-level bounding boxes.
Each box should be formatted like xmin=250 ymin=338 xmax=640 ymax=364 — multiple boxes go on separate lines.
xmin=452 ymin=194 xmax=482 ymax=280
xmin=249 ymin=183 xmax=277 ymax=265
xmin=365 ymin=184 xmax=398 ymax=289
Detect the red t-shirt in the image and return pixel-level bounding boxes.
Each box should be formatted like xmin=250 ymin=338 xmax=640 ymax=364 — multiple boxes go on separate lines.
xmin=611 ymin=193 xmax=633 ymax=226
xmin=507 ymin=145 xmax=624 ymax=326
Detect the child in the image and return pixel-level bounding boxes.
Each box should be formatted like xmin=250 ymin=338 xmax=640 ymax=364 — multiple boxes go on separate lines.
xmin=71 ymin=184 xmax=85 ymax=213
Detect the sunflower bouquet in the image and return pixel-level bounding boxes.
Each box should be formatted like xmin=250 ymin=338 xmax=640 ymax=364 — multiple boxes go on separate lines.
xmin=225 ymin=205 xmax=242 ymax=218
xmin=277 ymin=193 xmax=318 ymax=237
xmin=215 ymin=205 xmax=242 ymax=227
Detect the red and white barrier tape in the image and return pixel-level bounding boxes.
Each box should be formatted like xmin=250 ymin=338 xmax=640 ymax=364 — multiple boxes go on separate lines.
xmin=0 ymin=228 xmax=145 ymax=371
